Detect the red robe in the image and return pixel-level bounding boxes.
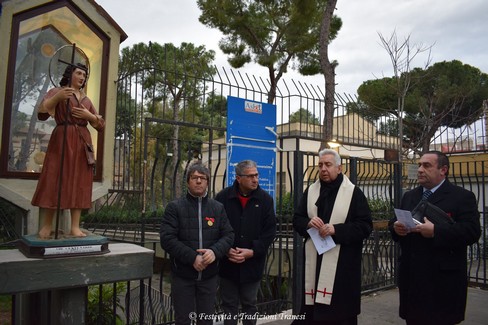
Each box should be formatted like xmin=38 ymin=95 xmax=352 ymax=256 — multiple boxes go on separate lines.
xmin=31 ymin=88 xmax=104 ymax=209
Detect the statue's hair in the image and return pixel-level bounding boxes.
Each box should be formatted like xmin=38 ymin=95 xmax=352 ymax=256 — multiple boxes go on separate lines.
xmin=60 ymin=63 xmax=88 ymax=89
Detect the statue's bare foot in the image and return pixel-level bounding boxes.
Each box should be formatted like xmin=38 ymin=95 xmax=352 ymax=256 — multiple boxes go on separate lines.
xmin=38 ymin=226 xmax=52 ymax=239
xmin=70 ymin=228 xmax=87 ymax=237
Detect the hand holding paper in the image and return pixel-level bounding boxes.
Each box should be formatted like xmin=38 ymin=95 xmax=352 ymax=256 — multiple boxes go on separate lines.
xmin=394 ymin=208 xmax=420 ymax=231
xmin=307 ymin=227 xmax=336 ymax=255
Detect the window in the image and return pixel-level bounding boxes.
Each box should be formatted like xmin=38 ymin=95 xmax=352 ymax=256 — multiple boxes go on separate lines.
xmin=1 ymin=2 xmax=108 ymax=178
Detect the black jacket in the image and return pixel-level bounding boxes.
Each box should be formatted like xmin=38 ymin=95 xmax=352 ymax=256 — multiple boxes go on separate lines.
xmin=389 ymin=180 xmax=481 ymax=323
xmin=160 ymin=192 xmax=234 ymax=280
xmin=215 ymin=181 xmax=277 ymax=283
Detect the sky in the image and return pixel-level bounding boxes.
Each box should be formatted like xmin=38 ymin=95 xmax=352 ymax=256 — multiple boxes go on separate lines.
xmin=95 ymin=0 xmax=488 ymax=96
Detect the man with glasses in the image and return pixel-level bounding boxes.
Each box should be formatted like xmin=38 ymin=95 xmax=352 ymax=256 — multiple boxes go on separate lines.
xmin=215 ymin=160 xmax=276 ymax=325
xmin=160 ymin=162 xmax=234 ymax=325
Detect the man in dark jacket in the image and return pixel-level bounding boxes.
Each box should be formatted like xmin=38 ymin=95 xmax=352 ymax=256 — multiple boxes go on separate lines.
xmin=160 ymin=163 xmax=234 ymax=325
xmin=293 ymin=149 xmax=372 ymax=324
xmin=215 ymin=160 xmax=276 ymax=325
xmin=390 ymin=151 xmax=481 ymax=325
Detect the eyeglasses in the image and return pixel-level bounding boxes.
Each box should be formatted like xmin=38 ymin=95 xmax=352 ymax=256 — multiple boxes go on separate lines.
xmin=238 ymin=173 xmax=259 ymax=179
xmin=190 ymin=175 xmax=208 ymax=181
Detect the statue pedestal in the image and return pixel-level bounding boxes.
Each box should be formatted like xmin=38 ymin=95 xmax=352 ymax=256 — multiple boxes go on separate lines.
xmin=18 ymin=233 xmax=109 ymax=258
xmin=0 ymin=243 xmax=154 ymax=325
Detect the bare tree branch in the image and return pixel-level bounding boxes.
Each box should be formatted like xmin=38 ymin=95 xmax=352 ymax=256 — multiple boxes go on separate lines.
xmin=378 ymin=30 xmax=434 ymax=160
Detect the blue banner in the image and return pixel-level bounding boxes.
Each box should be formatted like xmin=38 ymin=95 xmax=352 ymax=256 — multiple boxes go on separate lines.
xmin=226 ymin=96 xmax=277 ymax=199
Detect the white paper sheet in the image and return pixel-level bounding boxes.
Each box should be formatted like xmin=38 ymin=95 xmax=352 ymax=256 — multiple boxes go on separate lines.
xmin=307 ymin=227 xmax=336 ymax=255
xmin=394 ymin=208 xmax=421 ymax=230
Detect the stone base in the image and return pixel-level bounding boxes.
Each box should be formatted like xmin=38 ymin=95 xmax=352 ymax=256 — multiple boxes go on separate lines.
xmin=18 ymin=233 xmax=109 ymax=258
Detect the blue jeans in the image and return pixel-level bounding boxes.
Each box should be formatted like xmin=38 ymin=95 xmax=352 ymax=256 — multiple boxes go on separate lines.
xmin=171 ymin=274 xmax=218 ymax=325
xmin=219 ymin=277 xmax=260 ymax=325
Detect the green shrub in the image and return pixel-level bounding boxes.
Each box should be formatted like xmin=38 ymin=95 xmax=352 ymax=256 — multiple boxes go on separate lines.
xmin=368 ymin=197 xmax=393 ymax=221
xmin=86 ymin=283 xmax=126 ymax=325
xmin=0 ymin=295 xmax=12 ymax=323
xmin=82 ymin=194 xmax=166 ymax=224
xmin=276 ymin=192 xmax=294 ymax=221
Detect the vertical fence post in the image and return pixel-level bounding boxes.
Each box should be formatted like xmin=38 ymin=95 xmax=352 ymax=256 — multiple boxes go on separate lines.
xmin=349 ymin=157 xmax=358 ymax=185
xmin=392 ymin=161 xmax=403 ymax=283
xmin=292 ymin=151 xmax=304 ymax=314
xmin=139 ymin=279 xmax=145 ymax=325
xmin=393 ymin=161 xmax=403 ymax=208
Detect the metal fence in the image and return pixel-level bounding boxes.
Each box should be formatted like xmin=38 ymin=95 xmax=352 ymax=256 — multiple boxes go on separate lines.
xmin=85 ymin=47 xmax=487 ymax=322
xmin=0 ymin=197 xmax=26 ymax=245
xmin=1 ymin=43 xmax=487 ymax=324
xmin=82 ymin=150 xmax=487 ymax=324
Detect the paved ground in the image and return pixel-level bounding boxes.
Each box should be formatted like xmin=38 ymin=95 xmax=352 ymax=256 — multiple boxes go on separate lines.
xmin=257 ymin=286 xmax=488 ymax=325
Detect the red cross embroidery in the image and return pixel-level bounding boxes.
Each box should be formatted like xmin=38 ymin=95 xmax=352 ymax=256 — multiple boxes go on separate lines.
xmin=316 ymin=287 xmax=333 ymax=297
xmin=304 ymin=289 xmax=315 ymax=298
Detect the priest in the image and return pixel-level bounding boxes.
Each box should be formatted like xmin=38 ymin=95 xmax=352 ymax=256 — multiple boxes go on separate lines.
xmin=293 ymin=149 xmax=372 ymax=325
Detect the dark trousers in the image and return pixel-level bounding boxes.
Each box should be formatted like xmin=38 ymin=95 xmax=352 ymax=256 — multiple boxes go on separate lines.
xmin=320 ymin=317 xmax=357 ymax=325
xmin=219 ymin=277 xmax=260 ymax=325
xmin=171 ymin=274 xmax=218 ymax=325
xmin=406 ymin=320 xmax=455 ymax=325
xmin=294 ymin=316 xmax=358 ymax=325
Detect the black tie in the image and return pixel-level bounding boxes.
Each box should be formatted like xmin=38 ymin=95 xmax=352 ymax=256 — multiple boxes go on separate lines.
xmin=422 ymin=190 xmax=432 ymax=201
